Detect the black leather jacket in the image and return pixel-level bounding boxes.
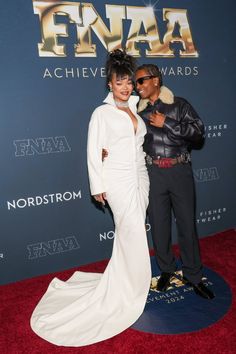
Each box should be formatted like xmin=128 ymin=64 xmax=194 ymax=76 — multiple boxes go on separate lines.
xmin=139 ymin=91 xmax=205 ymax=158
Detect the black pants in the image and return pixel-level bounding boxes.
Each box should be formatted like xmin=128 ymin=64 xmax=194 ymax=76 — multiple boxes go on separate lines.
xmin=148 ymin=163 xmax=202 ymax=284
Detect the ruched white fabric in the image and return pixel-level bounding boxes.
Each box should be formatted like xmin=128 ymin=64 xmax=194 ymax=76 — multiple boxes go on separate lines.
xmin=30 ymin=93 xmax=151 ymax=347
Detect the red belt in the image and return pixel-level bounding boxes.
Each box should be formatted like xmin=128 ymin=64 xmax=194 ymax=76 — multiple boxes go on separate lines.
xmin=146 ymin=153 xmax=191 ymax=168
xmin=152 ymin=157 xmax=178 ymax=168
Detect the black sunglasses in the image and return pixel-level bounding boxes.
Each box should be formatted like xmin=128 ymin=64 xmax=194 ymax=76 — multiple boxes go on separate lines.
xmin=135 ymin=75 xmax=155 ymax=85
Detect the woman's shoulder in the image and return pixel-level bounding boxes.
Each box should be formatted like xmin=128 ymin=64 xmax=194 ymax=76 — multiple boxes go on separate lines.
xmin=90 ymin=104 xmax=111 ymax=124
xmin=92 ymin=103 xmax=112 ymax=114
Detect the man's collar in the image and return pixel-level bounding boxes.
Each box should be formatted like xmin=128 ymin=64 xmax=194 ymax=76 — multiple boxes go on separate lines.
xmin=138 ymin=86 xmax=174 ymax=112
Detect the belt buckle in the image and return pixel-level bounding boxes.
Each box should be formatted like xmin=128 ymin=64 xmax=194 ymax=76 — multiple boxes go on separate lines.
xmin=181 ymin=152 xmax=191 ymax=163
xmin=159 ymin=157 xmax=173 ymax=168
xmin=146 ymin=155 xmax=153 ymax=166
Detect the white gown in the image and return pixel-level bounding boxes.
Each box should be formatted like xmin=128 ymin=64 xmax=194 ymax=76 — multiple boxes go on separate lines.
xmin=30 ymin=93 xmax=151 ymax=347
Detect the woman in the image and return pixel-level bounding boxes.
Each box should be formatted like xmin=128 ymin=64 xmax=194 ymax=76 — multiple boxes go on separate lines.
xmin=30 ymin=49 xmax=151 ymax=347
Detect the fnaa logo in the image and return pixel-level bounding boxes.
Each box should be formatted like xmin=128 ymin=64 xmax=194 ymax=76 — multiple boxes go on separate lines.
xmin=27 ymin=236 xmax=80 ymax=259
xmin=32 ymin=1 xmax=198 ymax=58
xmin=193 ymin=167 xmax=219 ymax=182
xmin=14 ymin=136 xmax=71 ymax=157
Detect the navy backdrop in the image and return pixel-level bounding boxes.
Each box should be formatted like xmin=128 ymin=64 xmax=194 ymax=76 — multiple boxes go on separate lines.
xmin=0 ymin=0 xmax=235 ymax=285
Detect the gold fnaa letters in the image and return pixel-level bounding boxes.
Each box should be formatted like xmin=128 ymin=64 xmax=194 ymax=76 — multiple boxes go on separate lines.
xmin=33 ymin=1 xmax=198 ymax=57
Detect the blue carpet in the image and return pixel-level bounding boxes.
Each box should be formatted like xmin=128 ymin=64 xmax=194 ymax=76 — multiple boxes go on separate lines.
xmin=132 ymin=257 xmax=232 ymax=334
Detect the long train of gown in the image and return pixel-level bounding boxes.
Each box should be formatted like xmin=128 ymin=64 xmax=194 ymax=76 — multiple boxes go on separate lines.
xmin=30 ymin=93 xmax=151 ymax=346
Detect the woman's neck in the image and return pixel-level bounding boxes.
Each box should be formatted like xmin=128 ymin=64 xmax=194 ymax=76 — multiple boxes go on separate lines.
xmin=114 ymin=99 xmax=129 ymax=108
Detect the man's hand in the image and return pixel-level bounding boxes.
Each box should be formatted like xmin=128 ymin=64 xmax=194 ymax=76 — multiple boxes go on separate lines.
xmin=149 ymin=111 xmax=165 ymax=128
xmin=102 ymin=148 xmax=108 ymax=161
xmin=94 ymin=192 xmax=107 ymax=205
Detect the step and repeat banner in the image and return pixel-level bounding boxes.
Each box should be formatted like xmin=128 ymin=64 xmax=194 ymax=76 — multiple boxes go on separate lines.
xmin=1 ymin=0 xmax=235 ymax=284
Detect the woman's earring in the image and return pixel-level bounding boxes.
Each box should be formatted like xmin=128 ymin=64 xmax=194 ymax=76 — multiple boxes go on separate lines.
xmin=109 ymin=86 xmax=113 ymax=92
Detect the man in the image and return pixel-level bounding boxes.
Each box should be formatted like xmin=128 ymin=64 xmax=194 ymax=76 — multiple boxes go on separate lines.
xmin=135 ymin=64 xmax=214 ymax=299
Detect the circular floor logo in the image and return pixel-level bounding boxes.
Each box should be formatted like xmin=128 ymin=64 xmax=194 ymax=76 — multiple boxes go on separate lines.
xmin=132 ymin=257 xmax=232 ymax=334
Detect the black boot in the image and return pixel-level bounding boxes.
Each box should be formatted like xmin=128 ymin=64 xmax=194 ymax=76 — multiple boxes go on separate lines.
xmin=156 ymin=272 xmax=174 ymax=292
xmin=183 ymin=277 xmax=215 ymax=300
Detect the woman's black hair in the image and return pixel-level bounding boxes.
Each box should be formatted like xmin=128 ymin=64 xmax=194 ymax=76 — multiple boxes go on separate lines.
xmin=105 ymin=49 xmax=137 ymax=87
